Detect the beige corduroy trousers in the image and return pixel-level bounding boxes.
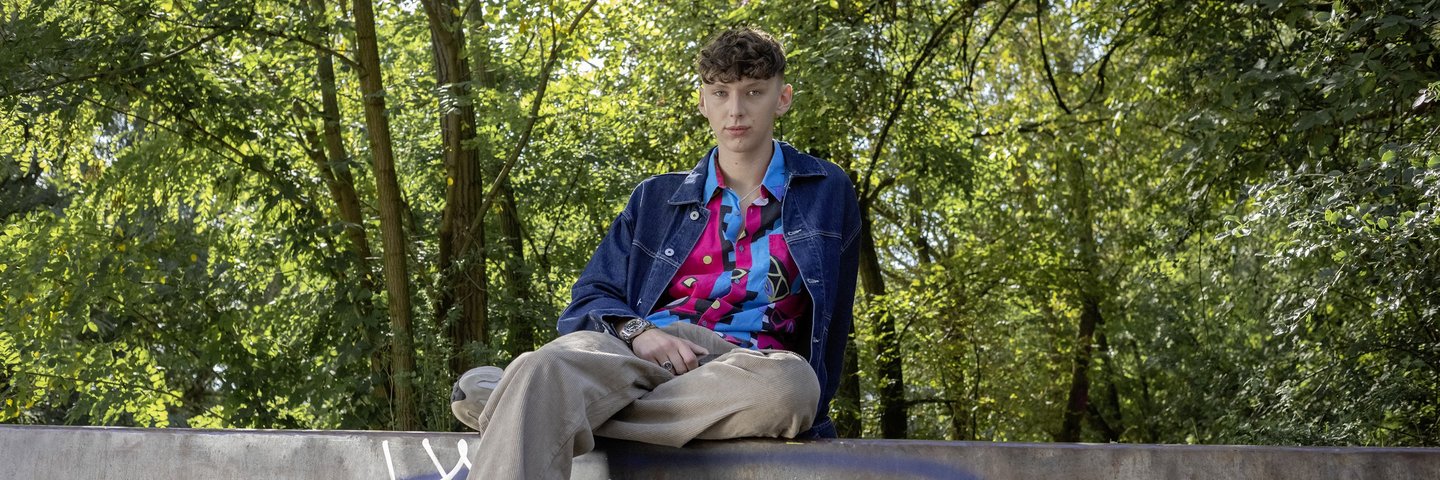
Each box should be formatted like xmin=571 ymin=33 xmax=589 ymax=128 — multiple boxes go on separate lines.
xmin=464 ymin=321 xmax=820 ymax=480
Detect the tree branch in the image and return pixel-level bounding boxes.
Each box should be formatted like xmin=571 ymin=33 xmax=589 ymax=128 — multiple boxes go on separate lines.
xmin=93 ymin=0 xmax=362 ymax=73
xmin=1074 ymin=9 xmax=1140 ymax=110
xmin=77 ymin=96 xmax=254 ymax=176
xmin=971 ymin=117 xmax=1106 ymax=138
xmin=457 ymin=0 xmax=598 ymax=255
xmin=907 ymin=397 xmax=959 ymax=407
xmin=8 ymin=368 xmax=185 ymax=401
xmin=1035 ymin=0 xmax=1072 ymax=115
xmin=81 ymin=90 xmax=309 ymax=209
xmin=860 ymin=2 xmax=975 ymax=204
xmin=1 ymin=26 xmax=236 ymax=100
xmin=248 ymin=27 xmax=362 ymax=72
xmin=123 ymin=87 xmax=289 ymax=187
xmin=965 ymin=0 xmax=1023 ymax=93
xmin=457 ymin=0 xmax=599 ymax=253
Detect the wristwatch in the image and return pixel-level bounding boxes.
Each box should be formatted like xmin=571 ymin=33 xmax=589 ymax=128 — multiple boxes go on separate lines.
xmin=616 ymin=318 xmax=656 ymax=346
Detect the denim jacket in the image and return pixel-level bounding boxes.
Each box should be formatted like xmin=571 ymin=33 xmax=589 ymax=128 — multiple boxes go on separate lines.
xmin=556 ymin=141 xmax=861 ymax=438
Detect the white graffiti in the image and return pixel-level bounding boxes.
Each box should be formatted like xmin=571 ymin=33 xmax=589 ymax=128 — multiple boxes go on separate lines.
xmin=382 ymin=438 xmax=473 ymax=480
xmin=382 ymin=440 xmax=399 ymax=480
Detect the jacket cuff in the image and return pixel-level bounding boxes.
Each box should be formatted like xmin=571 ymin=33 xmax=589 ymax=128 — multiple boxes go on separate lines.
xmin=597 ymin=314 xmax=641 ymax=338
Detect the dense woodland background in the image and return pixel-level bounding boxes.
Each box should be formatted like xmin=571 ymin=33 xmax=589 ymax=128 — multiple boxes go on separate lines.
xmin=2 ymin=0 xmax=1437 ymax=444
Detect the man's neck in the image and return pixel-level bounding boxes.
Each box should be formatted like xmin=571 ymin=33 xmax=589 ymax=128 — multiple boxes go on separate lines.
xmin=716 ymin=140 xmax=775 ymax=195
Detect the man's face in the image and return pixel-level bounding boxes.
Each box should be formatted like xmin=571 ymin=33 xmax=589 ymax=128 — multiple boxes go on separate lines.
xmin=697 ymin=76 xmax=793 ymax=159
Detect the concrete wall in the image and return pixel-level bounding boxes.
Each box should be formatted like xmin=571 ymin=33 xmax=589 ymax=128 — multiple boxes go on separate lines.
xmin=2 ymin=425 xmax=1438 ymax=479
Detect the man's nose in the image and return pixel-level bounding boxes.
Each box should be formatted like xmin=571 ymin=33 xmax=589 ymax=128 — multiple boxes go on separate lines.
xmin=727 ymin=95 xmax=744 ymax=117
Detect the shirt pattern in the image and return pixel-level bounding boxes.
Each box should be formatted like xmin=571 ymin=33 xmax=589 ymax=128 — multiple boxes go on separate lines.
xmin=645 ymin=141 xmax=810 ymax=350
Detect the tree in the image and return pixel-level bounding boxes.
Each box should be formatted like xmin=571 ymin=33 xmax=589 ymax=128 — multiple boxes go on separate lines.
xmin=420 ymin=0 xmax=489 ymax=387
xmin=352 ymin=0 xmax=421 ymax=430
xmin=3 ymin=0 xmax=1436 ymax=446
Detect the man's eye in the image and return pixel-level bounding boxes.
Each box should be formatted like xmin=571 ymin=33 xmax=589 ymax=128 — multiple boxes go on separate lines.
xmin=748 ymin=90 xmax=762 ymax=96
xmin=713 ymin=91 xmax=727 ymax=97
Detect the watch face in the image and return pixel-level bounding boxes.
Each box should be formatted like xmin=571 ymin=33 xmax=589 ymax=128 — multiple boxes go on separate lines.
xmin=621 ymin=319 xmax=648 ymax=340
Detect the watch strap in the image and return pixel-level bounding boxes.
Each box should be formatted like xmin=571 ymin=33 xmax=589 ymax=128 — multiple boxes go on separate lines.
xmin=617 ymin=318 xmax=656 ymax=345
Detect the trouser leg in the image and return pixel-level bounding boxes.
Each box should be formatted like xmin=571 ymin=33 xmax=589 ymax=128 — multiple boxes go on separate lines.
xmin=465 ymin=322 xmax=820 ymax=479
xmin=466 ymin=330 xmax=669 ymax=480
xmin=595 ymin=322 xmax=821 ymax=447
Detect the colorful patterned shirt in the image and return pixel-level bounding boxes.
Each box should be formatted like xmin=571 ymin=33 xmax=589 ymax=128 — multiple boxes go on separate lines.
xmin=645 ymin=141 xmax=810 ymax=351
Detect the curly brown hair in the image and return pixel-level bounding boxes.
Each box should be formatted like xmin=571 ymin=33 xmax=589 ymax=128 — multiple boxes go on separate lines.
xmin=696 ymin=27 xmax=786 ymax=84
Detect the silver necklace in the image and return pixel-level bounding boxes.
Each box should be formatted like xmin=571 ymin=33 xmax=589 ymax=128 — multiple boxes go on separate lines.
xmin=733 ymin=183 xmax=763 ymax=206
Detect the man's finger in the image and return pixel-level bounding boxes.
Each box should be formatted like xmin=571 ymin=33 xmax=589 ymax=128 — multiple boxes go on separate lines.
xmin=664 ymin=350 xmax=686 ymax=375
xmin=677 ymin=346 xmax=698 ymax=373
xmin=686 ymin=339 xmax=709 ymax=357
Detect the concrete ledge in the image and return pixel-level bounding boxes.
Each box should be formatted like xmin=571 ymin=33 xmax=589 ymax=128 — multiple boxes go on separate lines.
xmin=3 ymin=424 xmax=1439 ymax=479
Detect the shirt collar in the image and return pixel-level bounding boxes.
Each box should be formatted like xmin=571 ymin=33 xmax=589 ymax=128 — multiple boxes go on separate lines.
xmin=702 ymin=139 xmax=789 ymax=202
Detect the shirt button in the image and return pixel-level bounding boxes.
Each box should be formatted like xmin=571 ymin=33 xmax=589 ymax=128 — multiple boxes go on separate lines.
xmin=689 ymin=211 xmax=700 ymax=221
xmin=664 ymin=248 xmax=675 ymax=256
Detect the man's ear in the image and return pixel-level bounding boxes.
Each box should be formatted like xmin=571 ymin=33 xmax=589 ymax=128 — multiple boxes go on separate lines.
xmin=776 ymin=83 xmax=794 ymax=115
xmin=697 ymin=86 xmax=707 ymax=114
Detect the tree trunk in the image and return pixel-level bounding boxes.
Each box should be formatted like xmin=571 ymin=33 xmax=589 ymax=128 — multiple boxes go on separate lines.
xmin=1091 ymin=329 xmax=1124 ymax=441
xmin=943 ymin=328 xmax=970 ymax=440
xmin=847 ymin=6 xmax=973 ymax=440
xmin=459 ymin=1 xmax=600 ymax=358
xmin=1057 ymin=154 xmax=1103 ymax=442
xmin=1059 ymin=296 xmax=1100 ymax=441
xmin=859 ymin=206 xmax=907 ymax=439
xmin=352 ymin=0 xmax=419 ymax=431
xmin=309 ymin=0 xmax=389 ymax=430
xmin=834 ymin=337 xmax=862 ymax=437
xmin=461 ymin=3 xmax=537 ymax=357
xmin=422 ymin=0 xmax=489 ymax=381
xmin=946 ymin=368 xmax=969 ymax=440
xmin=497 ymin=181 xmax=536 ymax=356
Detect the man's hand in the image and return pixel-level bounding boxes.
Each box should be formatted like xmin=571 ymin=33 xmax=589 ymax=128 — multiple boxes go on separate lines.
xmin=631 ymin=329 xmax=708 ymax=375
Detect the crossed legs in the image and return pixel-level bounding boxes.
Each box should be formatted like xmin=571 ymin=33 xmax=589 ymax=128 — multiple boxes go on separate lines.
xmin=461 ymin=322 xmax=819 ymax=480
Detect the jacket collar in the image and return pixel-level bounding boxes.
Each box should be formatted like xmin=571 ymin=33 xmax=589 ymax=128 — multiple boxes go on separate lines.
xmin=669 ymin=140 xmax=825 ymax=206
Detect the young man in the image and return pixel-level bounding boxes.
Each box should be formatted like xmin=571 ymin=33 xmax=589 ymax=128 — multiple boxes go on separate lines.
xmin=451 ymin=27 xmax=861 ymax=479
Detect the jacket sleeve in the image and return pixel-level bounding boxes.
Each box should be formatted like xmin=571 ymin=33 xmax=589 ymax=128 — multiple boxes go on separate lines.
xmin=555 ymin=184 xmax=646 ymax=336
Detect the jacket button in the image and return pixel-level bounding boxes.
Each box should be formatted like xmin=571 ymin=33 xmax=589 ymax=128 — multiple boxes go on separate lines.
xmin=689 ymin=211 xmax=700 ymax=221
xmin=664 ymin=248 xmax=675 ymax=256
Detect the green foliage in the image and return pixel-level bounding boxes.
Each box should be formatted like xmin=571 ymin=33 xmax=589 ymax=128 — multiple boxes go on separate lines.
xmin=2 ymin=0 xmax=1436 ymax=445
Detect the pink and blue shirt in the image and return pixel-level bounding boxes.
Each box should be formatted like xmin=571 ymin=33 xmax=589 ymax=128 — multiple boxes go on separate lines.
xmin=644 ymin=141 xmax=810 ymax=351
